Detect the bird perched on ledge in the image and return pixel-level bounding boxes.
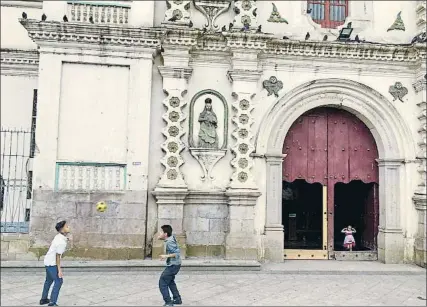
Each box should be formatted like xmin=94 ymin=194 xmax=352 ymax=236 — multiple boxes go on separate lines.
xmin=323 ymin=35 xmax=328 ymax=41
xmin=256 ymin=25 xmax=262 ymax=33
xmin=41 ymin=13 xmax=47 ymax=21
xmin=305 ymin=32 xmax=310 ymax=40
xmin=63 ymin=15 xmax=68 ymax=22
xmin=22 ymin=12 xmax=27 ymax=19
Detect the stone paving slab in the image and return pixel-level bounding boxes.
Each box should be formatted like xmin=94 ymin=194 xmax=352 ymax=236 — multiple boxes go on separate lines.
xmin=1 ymin=269 xmax=426 ymax=306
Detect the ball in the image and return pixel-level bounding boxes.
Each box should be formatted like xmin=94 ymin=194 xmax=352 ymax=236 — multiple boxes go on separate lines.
xmin=96 ymin=201 xmax=107 ymax=213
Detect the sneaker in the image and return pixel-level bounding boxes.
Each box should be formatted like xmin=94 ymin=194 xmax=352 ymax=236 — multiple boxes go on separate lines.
xmin=47 ymin=304 xmax=58 ymax=306
xmin=39 ymin=299 xmax=50 ymax=305
xmin=173 ymin=298 xmax=182 ymax=305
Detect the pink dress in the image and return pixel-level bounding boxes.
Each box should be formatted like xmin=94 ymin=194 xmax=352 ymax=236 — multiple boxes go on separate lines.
xmin=343 ymin=231 xmax=356 ymax=248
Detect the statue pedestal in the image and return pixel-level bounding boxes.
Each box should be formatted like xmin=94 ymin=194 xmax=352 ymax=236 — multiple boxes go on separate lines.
xmin=189 ymin=148 xmax=227 ymax=182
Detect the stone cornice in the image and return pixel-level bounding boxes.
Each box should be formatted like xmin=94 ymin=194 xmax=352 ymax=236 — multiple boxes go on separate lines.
xmin=158 ymin=66 xmax=193 ymax=80
xmin=227 ymin=69 xmax=262 ymax=82
xmin=19 ymin=19 xmax=164 ymax=51
xmin=1 ymin=0 xmax=42 ymax=9
xmin=0 ymin=49 xmax=39 ymax=77
xmin=163 ymin=28 xmax=426 ymax=64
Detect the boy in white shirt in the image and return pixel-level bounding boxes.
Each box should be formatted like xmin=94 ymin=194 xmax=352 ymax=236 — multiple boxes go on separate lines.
xmin=39 ymin=220 xmax=70 ymax=306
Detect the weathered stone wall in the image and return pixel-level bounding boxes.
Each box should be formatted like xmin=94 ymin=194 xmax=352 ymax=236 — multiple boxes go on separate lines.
xmin=29 ymin=190 xmax=147 ymax=260
xmin=1 ymin=233 xmax=36 ymax=261
xmin=184 ymin=192 xmax=229 ymax=257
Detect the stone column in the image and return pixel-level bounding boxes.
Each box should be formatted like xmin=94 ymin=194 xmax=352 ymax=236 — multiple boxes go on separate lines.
xmin=152 ymin=59 xmax=192 ymax=259
xmin=377 ymin=159 xmax=405 ymax=264
xmin=264 ymin=154 xmax=285 ymax=262
xmin=225 ymin=61 xmax=261 ymax=260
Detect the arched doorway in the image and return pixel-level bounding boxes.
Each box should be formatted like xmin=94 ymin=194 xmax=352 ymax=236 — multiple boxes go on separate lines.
xmin=282 ymin=107 xmax=379 ymax=260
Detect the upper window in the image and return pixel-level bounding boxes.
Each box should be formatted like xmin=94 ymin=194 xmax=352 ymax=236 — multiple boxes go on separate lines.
xmin=307 ymin=0 xmax=349 ymax=29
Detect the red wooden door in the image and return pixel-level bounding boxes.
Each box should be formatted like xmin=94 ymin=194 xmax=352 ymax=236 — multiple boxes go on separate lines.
xmin=283 ymin=107 xmax=379 ymax=252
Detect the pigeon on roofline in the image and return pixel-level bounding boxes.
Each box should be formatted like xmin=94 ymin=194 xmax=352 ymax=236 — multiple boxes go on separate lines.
xmin=305 ymin=32 xmax=310 ymax=40
xmin=63 ymin=15 xmax=68 ymax=22
xmin=41 ymin=13 xmax=47 ymax=21
xmin=22 ymin=12 xmax=27 ymax=19
xmin=323 ymin=35 xmax=328 ymax=41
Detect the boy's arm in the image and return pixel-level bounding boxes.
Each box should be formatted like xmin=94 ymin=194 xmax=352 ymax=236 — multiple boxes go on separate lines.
xmin=56 ymin=242 xmax=67 ymax=277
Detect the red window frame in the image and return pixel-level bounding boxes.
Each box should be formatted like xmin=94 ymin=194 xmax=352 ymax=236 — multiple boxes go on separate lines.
xmin=307 ymin=0 xmax=349 ymax=29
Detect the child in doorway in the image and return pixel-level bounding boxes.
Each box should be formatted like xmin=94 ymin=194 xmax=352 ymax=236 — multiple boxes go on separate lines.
xmin=341 ymin=225 xmax=356 ymax=251
xmin=158 ymin=225 xmax=182 ymax=307
xmin=39 ymin=220 xmax=70 ymax=306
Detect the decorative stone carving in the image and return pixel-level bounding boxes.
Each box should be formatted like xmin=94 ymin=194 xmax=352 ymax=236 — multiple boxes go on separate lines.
xmin=189 ymin=149 xmax=227 ymax=181
xmin=228 ymin=84 xmax=259 ymax=188
xmin=267 ymin=3 xmax=288 ymax=24
xmin=263 ymin=76 xmax=283 ymax=97
xmin=163 ymin=0 xmax=191 ymax=26
xmin=0 ymin=49 xmax=39 ymax=77
xmin=232 ymin=0 xmax=258 ymax=30
xmin=389 ymin=82 xmax=408 ymax=102
xmin=387 ymin=11 xmax=405 ymax=32
xmin=416 ymin=1 xmax=426 ymax=35
xmin=193 ymin=0 xmax=231 ymax=31
xmin=157 ymin=66 xmax=192 ymax=188
xmin=189 ymin=89 xmax=229 ymax=183
xmin=412 ymin=32 xmax=427 ymax=44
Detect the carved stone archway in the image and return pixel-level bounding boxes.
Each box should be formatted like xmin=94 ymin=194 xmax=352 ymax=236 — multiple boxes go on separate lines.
xmin=256 ymin=78 xmax=416 ymax=263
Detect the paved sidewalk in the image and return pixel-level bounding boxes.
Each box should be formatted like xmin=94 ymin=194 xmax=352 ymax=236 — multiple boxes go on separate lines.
xmin=1 ymin=261 xmax=425 ymax=306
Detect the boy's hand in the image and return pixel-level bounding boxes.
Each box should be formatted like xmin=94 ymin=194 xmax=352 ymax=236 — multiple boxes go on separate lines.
xmin=58 ymin=270 xmax=63 ymax=278
xmin=159 ymin=255 xmax=167 ymax=260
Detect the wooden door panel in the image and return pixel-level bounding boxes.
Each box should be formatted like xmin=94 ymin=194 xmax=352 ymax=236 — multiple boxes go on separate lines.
xmin=307 ymin=113 xmax=328 ymax=185
xmin=327 ymin=110 xmax=350 ymax=184
xmin=348 ymin=120 xmax=379 ymax=183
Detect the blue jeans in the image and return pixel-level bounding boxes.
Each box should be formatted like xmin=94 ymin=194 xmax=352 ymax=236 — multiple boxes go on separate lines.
xmin=41 ymin=266 xmax=63 ymax=304
xmin=159 ymin=265 xmax=181 ymax=304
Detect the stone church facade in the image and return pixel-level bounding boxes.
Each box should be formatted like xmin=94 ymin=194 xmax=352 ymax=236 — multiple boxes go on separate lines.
xmin=1 ymin=0 xmax=426 ymax=266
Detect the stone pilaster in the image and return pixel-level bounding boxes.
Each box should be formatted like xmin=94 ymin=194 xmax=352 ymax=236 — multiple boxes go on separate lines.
xmin=225 ymin=189 xmax=260 ymax=260
xmin=152 ymin=189 xmax=188 ymax=259
xmin=264 ymin=154 xmax=285 ymax=262
xmin=227 ymin=68 xmax=261 ymax=190
xmin=153 ymin=50 xmax=193 ymax=258
xmin=414 ymin=195 xmax=427 ymax=267
xmin=413 ymin=59 xmax=426 ymax=268
xmin=377 ymin=159 xmax=405 ymax=264
xmin=156 ymin=66 xmax=192 ymax=189
xmin=232 ymin=0 xmax=258 ymax=30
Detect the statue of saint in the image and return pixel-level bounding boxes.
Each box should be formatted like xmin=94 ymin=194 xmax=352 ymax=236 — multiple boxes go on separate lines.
xmin=197 ymin=98 xmax=218 ymax=149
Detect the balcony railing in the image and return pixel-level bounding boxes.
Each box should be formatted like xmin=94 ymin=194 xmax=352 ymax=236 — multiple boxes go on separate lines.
xmin=67 ymin=1 xmax=131 ymax=25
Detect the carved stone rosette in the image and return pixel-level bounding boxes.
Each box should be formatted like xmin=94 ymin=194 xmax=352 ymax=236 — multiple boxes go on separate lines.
xmin=229 ymin=92 xmax=257 ymax=188
xmin=232 ymin=0 xmax=258 ymax=30
xmin=163 ymin=0 xmax=191 ymax=26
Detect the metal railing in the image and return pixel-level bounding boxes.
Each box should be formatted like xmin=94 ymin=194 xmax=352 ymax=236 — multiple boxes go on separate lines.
xmin=0 ymin=128 xmax=32 ymax=233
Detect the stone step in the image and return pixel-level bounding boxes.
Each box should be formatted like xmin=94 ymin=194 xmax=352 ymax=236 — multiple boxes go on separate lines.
xmin=0 ymin=259 xmax=262 ymax=272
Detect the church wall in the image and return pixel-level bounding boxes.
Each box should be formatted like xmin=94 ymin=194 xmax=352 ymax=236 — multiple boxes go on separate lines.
xmin=1 ymin=0 xmax=425 ymax=263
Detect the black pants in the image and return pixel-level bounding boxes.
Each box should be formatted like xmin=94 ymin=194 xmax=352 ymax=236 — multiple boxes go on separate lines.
xmin=159 ymin=265 xmax=181 ymax=304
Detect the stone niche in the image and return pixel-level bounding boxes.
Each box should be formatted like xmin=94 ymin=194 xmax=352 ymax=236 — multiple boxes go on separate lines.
xmin=29 ymin=190 xmax=147 ymax=260
xmin=188 ymin=89 xmax=228 ymax=183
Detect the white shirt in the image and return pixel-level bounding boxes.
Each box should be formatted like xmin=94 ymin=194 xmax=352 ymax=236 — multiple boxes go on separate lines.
xmin=44 ymin=233 xmax=68 ymax=266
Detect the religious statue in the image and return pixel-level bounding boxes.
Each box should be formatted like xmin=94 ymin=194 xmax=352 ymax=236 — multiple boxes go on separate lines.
xmin=198 ymin=98 xmax=219 ymax=149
